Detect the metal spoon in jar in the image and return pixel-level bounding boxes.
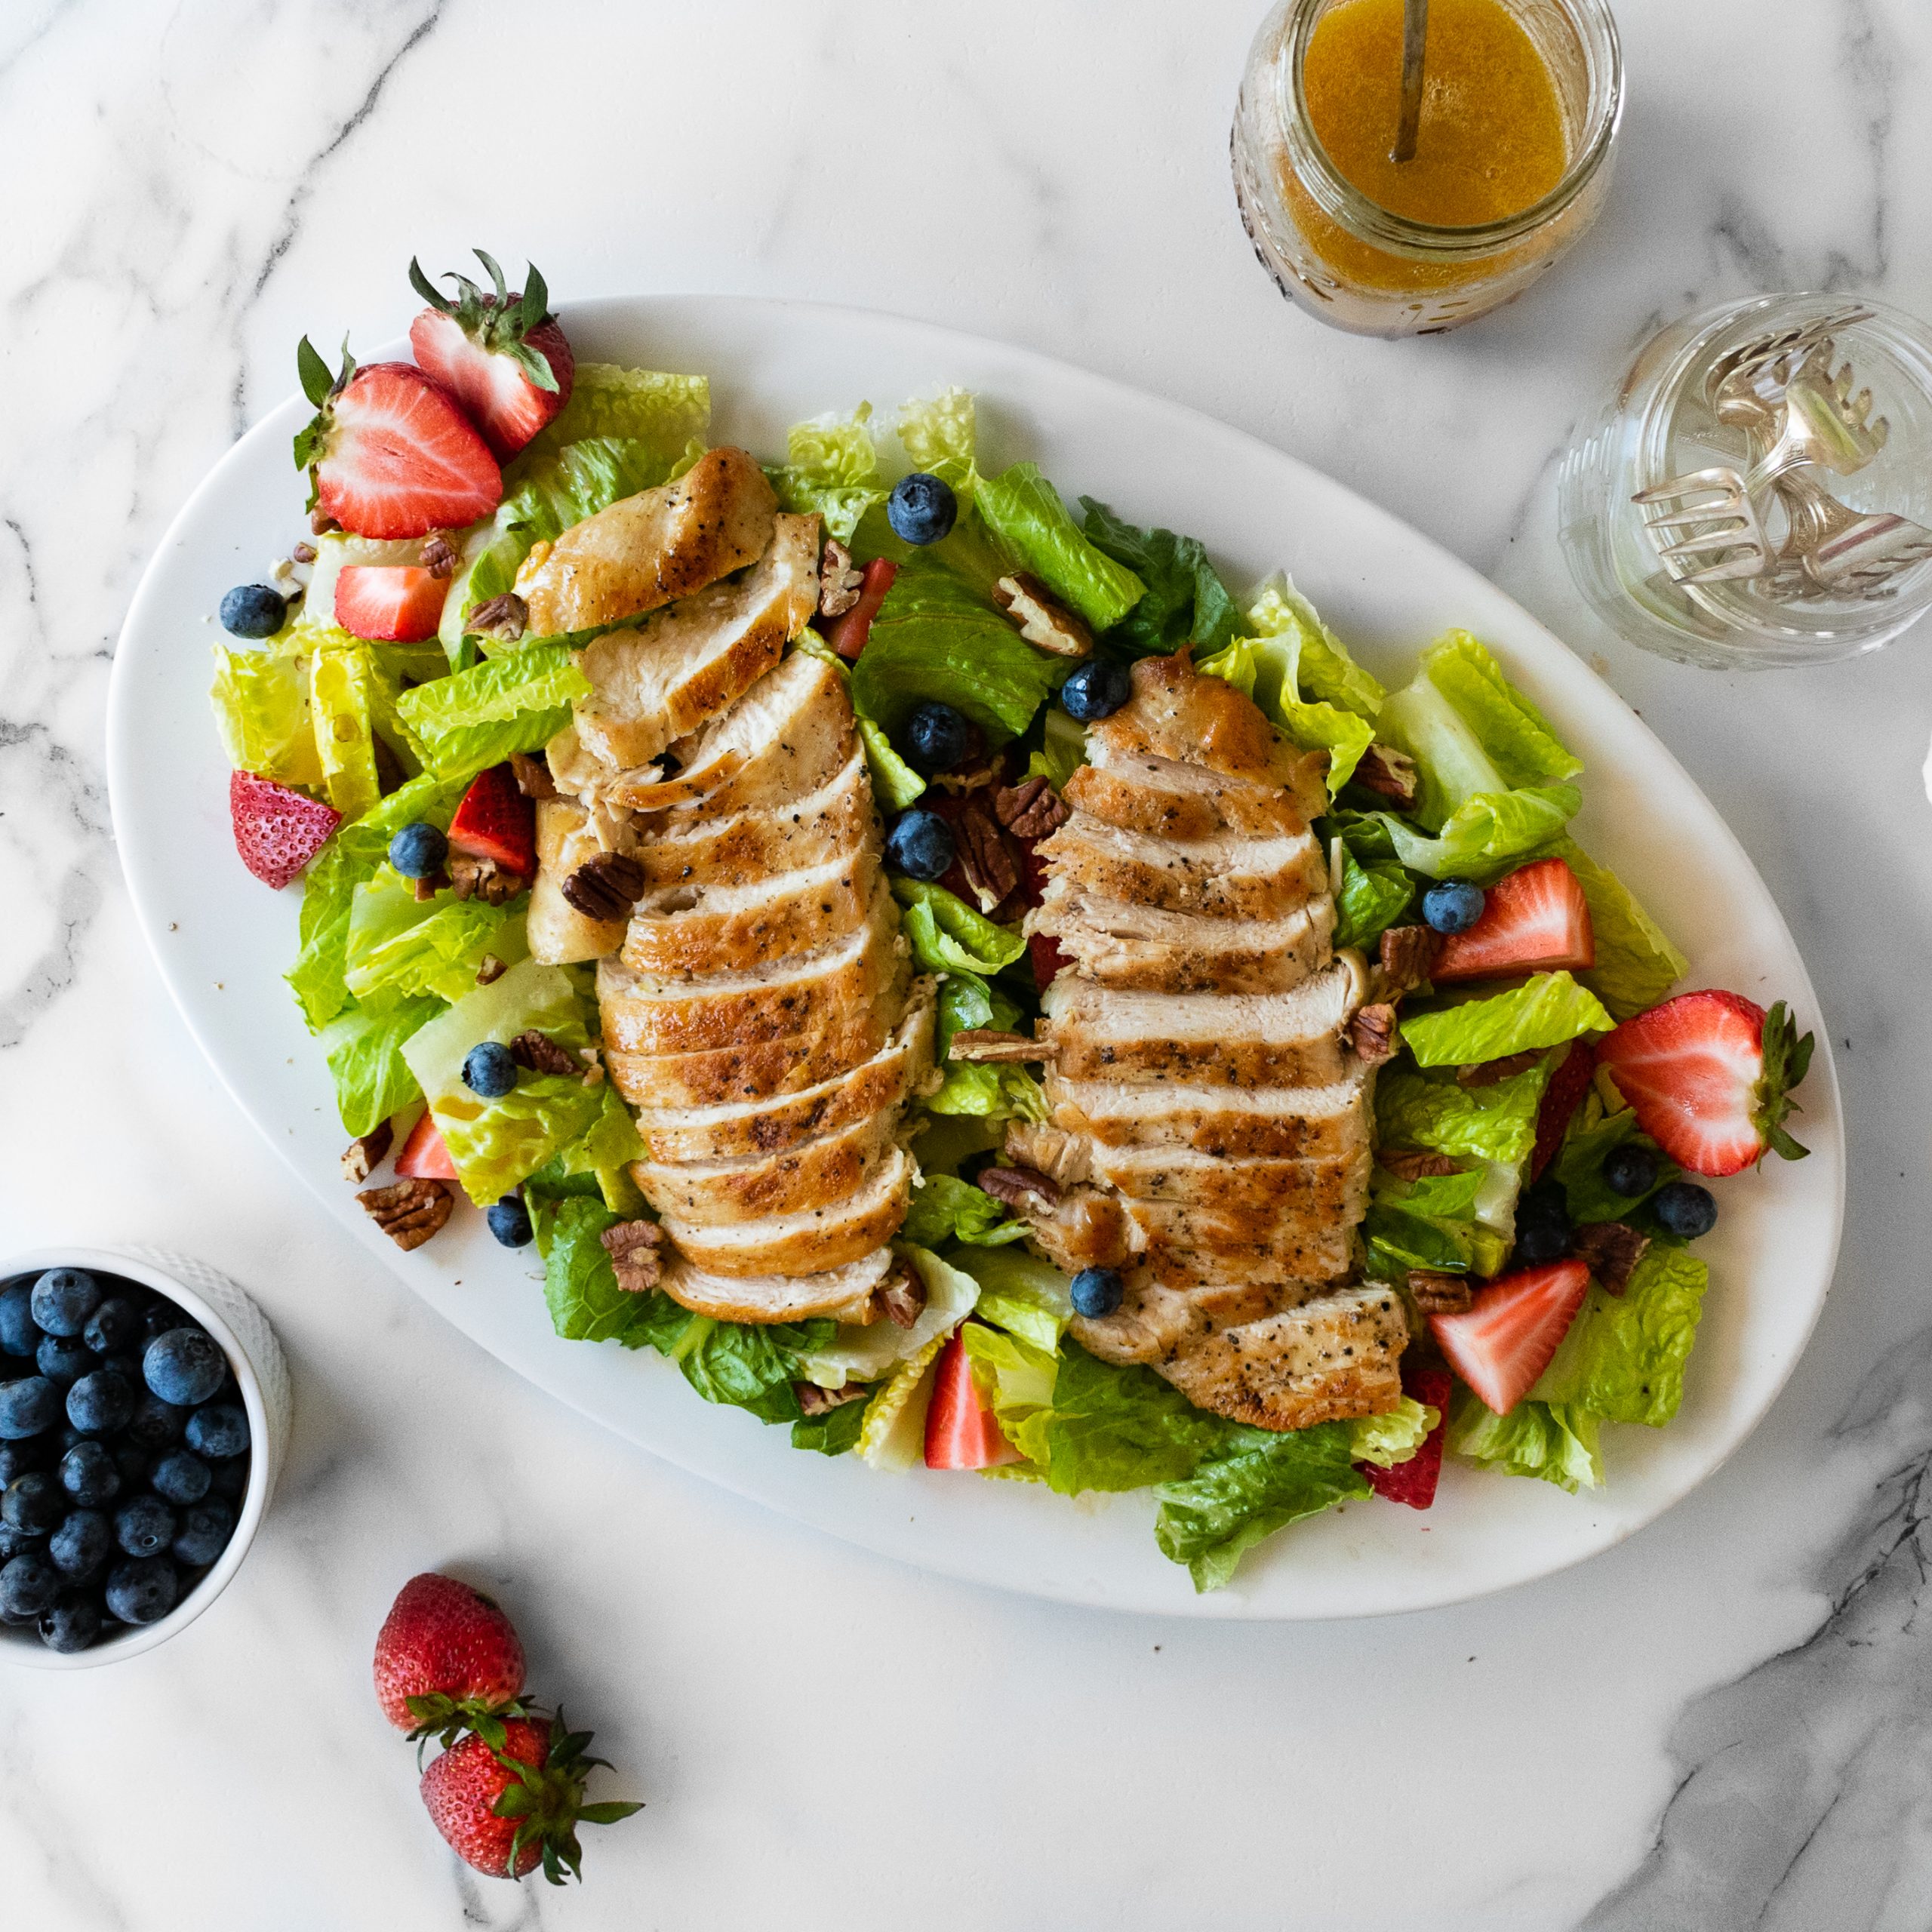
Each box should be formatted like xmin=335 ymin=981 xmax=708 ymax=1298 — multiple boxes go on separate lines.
xmin=1392 ymin=0 xmax=1429 ymax=164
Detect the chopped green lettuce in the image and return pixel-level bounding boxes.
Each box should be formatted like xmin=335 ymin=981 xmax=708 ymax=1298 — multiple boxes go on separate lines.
xmin=1357 ymin=783 xmax=1581 ymax=881
xmin=309 ymin=643 xmax=385 ymax=820
xmin=1196 ymin=634 xmax=1376 ymax=792
xmin=974 ymin=463 xmax=1146 ymax=630
xmin=894 ymin=388 xmax=977 ymax=491
xmin=1375 ymin=1060 xmax=1551 ymax=1169
xmin=342 ymin=867 xmax=521 ymax=1005
xmin=1533 ymin=1246 xmax=1708 ymax=1426
xmin=528 ymin=1084 xmax=648 ymax=1216
xmin=769 ymin=404 xmax=884 ymax=542
xmin=852 ymin=555 xmax=1064 ymax=741
xmin=924 ymin=971 xmax=1047 ymax=1123
xmin=1078 ymin=498 xmax=1241 ymax=659
xmin=1243 ymin=573 xmax=1385 ymax=717
xmin=210 ymin=646 xmax=323 ymax=789
xmin=858 ymin=1332 xmax=950 ymax=1471
xmin=1026 ymin=709 xmax=1088 ymax=790
xmin=521 ymin=363 xmax=709 ymax=463
xmin=1557 ymin=839 xmax=1687 ymax=1020
xmin=395 ymin=641 xmax=590 ymax=777
xmin=1331 ymin=840 xmax=1414 ymax=950
xmin=401 ymin=959 xmax=605 ymax=1205
xmin=1350 ymin=1396 xmax=1434 ymax=1468
xmin=1400 ymin=971 xmax=1614 ymax=1068
xmin=1551 ymin=1106 xmax=1677 ymax=1224
xmin=1448 ymin=1394 xmax=1603 ymax=1492
xmin=952 ymin=1247 xmax=1074 ymax=1353
xmin=1041 ymin=1346 xmax=1230 ymax=1496
xmin=537 ymin=1196 xmax=657 ymax=1345
xmin=891 ymin=878 xmax=1028 ymax=977
xmin=1363 ymin=1201 xmax=1472 ymax=1275
xmin=798 ymin=1246 xmax=980 ymax=1391
xmin=961 ymin=1321 xmax=1059 ymax=1468
xmin=791 ymin=1398 xmax=869 ymax=1457
xmin=901 ymin=1174 xmax=1028 ymax=1247
xmin=857 ymin=716 xmax=924 ymax=809
xmin=320 ymin=995 xmax=442 ymax=1137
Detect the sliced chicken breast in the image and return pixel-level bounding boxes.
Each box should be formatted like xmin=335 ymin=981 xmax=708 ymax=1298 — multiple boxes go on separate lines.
xmin=657 ymin=1246 xmax=900 ymax=1324
xmin=635 ymin=1106 xmax=902 ymax=1225
xmin=1048 ymin=1063 xmax=1374 ymax=1161
xmin=1036 ymin=814 xmax=1329 ymax=921
xmin=1035 ymin=887 xmax=1335 ymax=995
xmin=619 ymin=847 xmax=881 ymax=977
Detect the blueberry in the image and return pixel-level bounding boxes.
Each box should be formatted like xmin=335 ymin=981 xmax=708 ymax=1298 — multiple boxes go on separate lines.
xmin=4 ymin=1472 xmax=63 ymax=1535
xmin=67 ymin=1370 xmax=135 ymax=1438
xmin=82 ymin=1297 xmax=140 ymax=1354
xmin=114 ymin=1495 xmax=177 ymax=1560
xmin=54 ymin=1425 xmax=86 ymax=1456
xmin=1057 ymin=657 xmax=1132 ymax=724
xmin=0 ymin=1280 xmax=37 ymax=1357
xmin=1514 ymin=1220 xmax=1574 ymax=1266
xmin=38 ymin=1592 xmax=102 ymax=1654
xmin=206 ymin=1457 xmax=249 ymax=1501
xmin=59 ymin=1441 xmax=121 ymax=1509
xmin=35 ymin=1334 xmax=91 ymax=1386
xmin=485 ymin=1197 xmax=534 ymax=1249
xmin=0 ymin=1551 xmax=61 ymax=1621
xmin=126 ymin=1393 xmax=187 ymax=1451
xmin=885 ymin=472 xmax=958 ymax=546
xmin=1603 ymin=1143 xmax=1662 ymax=1199
xmin=1516 ymin=1182 xmax=1569 ymax=1232
xmin=1653 ymin=1180 xmax=1718 ymax=1239
xmin=0 ymin=1441 xmax=43 ymax=1487
xmin=1070 ymin=1266 xmax=1125 ymax=1318
xmin=31 ymin=1267 xmax=102 ymax=1338
xmin=143 ymin=1329 xmax=226 ymax=1408
xmin=139 ymin=1300 xmax=183 ymax=1346
xmin=97 ymin=1351 xmax=140 ymax=1388
xmin=171 ymin=1501 xmax=235 ymax=1570
xmin=185 ymin=1404 xmax=249 ymax=1460
xmin=388 ymin=820 xmax=449 ymax=880
xmin=219 ymin=583 xmax=288 ymax=638
xmin=1422 ymin=881 xmax=1487 ymax=935
xmin=0 ymin=1377 xmax=63 ymax=1440
xmin=903 ymin=701 xmax=977 ymax=777
xmin=462 ymin=1041 xmax=518 ymax=1100
xmin=105 ymin=1555 xmax=179 ymax=1625
xmin=151 ymin=1451 xmax=212 ymax=1506
xmin=113 ymin=1444 xmax=151 ymax=1491
xmin=49 ymin=1509 xmax=111 ymax=1581
xmin=884 ymin=809 xmax=955 ymax=881
xmin=0 ymin=1522 xmax=34 ymax=1563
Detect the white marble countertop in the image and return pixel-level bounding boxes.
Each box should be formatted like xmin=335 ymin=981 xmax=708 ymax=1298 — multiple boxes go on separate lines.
xmin=3 ymin=1 xmax=1930 ymax=1925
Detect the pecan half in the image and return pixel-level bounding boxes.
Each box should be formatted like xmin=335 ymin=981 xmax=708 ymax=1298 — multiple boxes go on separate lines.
xmin=561 ymin=850 xmax=645 ymax=922
xmin=356 ymin=1178 xmax=453 ymax=1252
xmin=511 ymin=1029 xmax=580 ymax=1078
xmin=508 ymin=750 xmax=557 ymax=801
xmin=420 ymin=534 xmax=458 ymax=580
xmin=993 ymin=775 xmax=1070 ymax=840
xmin=992 ymin=573 xmax=1092 ymax=657
xmin=412 ymin=871 xmax=449 ymax=903
xmin=1378 ymin=1147 xmax=1466 ymax=1182
xmin=817 ymin=538 xmax=863 ymax=619
xmin=578 ymin=1047 xmax=607 ymax=1090
xmin=795 ymin=1380 xmax=869 ymax=1417
xmin=291 ymin=541 xmax=318 ymax=565
xmin=1351 ymin=743 xmax=1420 ymax=808
xmin=1377 ymin=924 xmax=1442 ymax=998
xmin=475 ymin=953 xmax=508 ymax=986
xmin=954 ymin=800 xmax=1020 ymax=915
xmin=1407 ymin=1271 xmax=1472 ymax=1314
xmin=449 ymin=853 xmax=524 ymax=906
xmin=1571 ymin=1220 xmax=1652 ymax=1295
xmin=309 ymin=509 xmax=339 ymax=536
xmin=468 ymin=592 xmax=528 ymax=643
xmin=947 ymin=1029 xmax=1048 ymax=1063
xmin=340 ymin=1121 xmax=394 ymax=1184
xmin=880 ymin=1263 xmax=928 ymax=1331
xmin=601 ymin=1219 xmax=664 ymax=1293
xmin=1458 ymin=1049 xmax=1544 ymax=1088
xmin=1350 ymin=1002 xmax=1399 ymax=1065
xmin=976 ymin=1164 xmax=1062 ymax=1209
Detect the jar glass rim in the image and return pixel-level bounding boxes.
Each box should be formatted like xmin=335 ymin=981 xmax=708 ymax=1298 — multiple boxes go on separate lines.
xmin=1278 ymin=0 xmax=1625 ymax=257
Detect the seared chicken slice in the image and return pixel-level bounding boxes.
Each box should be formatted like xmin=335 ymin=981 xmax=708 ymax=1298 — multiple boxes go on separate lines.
xmin=1034 ymin=890 xmax=1336 ymax=994
xmin=605 ymin=999 xmax=903 ymax=1112
xmin=620 ymin=848 xmax=881 ymax=977
xmin=515 ymin=445 xmax=777 ymax=637
xmin=1035 ymin=814 xmax=1329 ymax=921
xmin=635 ymin=1106 xmax=902 ymax=1225
xmin=1048 ymin=1063 xmax=1374 ymax=1161
xmin=526 ymin=797 xmax=629 ymax=964
xmin=657 ymin=1246 xmax=900 ymax=1325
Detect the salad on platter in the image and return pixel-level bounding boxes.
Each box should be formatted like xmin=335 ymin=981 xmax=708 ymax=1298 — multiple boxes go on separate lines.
xmin=208 ymin=252 xmax=1817 ymax=1590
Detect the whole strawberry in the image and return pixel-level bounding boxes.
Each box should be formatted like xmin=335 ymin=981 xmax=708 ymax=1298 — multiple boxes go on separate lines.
xmin=374 ymin=1572 xmax=528 ymax=1748
xmin=420 ymin=1715 xmax=641 ymax=1884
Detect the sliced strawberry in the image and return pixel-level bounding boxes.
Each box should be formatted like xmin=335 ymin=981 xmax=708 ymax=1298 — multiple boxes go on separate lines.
xmin=395 ymin=1109 xmax=460 ymax=1181
xmin=1431 ymin=1258 xmax=1590 ymax=1415
xmin=1361 ymin=1362 xmax=1454 ymax=1509
xmin=1433 ymin=857 xmax=1595 ymax=983
xmin=294 ymin=341 xmax=501 ymax=540
xmin=448 ymin=764 xmax=536 ymax=877
xmin=825 ymin=558 xmax=897 ymax=660
xmin=924 ymin=1331 xmax=1023 ymax=1469
xmin=229 ymin=771 xmax=339 ymax=889
xmin=408 ymin=251 xmax=575 ymax=460
xmin=334 ymin=564 xmax=448 ymax=642
xmin=1531 ymin=1037 xmax=1598 ymax=1180
xmin=1596 ymin=989 xmax=1814 ymax=1177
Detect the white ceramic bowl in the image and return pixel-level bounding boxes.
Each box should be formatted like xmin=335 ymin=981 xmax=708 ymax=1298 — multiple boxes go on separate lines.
xmin=0 ymin=1247 xmax=291 ymax=1668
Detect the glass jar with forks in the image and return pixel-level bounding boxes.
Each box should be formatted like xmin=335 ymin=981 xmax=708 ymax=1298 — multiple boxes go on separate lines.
xmin=1558 ymin=294 xmax=1932 ymax=667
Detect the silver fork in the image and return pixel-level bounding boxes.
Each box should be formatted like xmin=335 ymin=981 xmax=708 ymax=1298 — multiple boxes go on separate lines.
xmin=1632 ymin=466 xmax=1774 ymax=582
xmin=1704 ymin=305 xmax=1873 ymax=425
xmin=1773 ymin=469 xmax=1932 ymax=596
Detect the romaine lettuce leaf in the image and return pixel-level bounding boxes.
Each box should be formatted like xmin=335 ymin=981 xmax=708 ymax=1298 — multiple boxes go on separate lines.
xmin=1350 ymin=1396 xmax=1434 ymax=1467
xmin=852 ymin=555 xmax=1064 ymax=741
xmin=1447 ymin=1392 xmax=1602 ymax=1492
xmin=961 ymin=1320 xmax=1058 ymax=1469
xmin=900 ymin=1174 xmax=1028 ymax=1247
xmin=1026 ymin=709 xmax=1088 ymax=790
xmin=210 ymin=646 xmax=323 ymax=789
xmin=1550 ymin=1106 xmax=1678 ymax=1224
xmin=791 ymin=1397 xmax=869 ymax=1457
xmin=1358 ymin=783 xmax=1581 ymax=881
xmin=1363 ymin=1201 xmax=1472 ymax=1275
xmin=528 ymin=1083 xmax=647 ymax=1216
xmin=894 ymin=388 xmax=977 ymax=491
xmin=1556 ymin=839 xmax=1687 ymax=1020
xmin=1042 ymin=1344 xmax=1229 ymax=1496
xmin=974 ymin=463 xmax=1146 ymax=630
xmin=320 ymin=995 xmax=442 ymax=1137
xmin=797 ymin=1246 xmax=980 ymax=1392
xmin=537 ymin=1195 xmax=658 ymax=1345
xmin=401 ymin=958 xmax=606 ymax=1204
xmin=1400 ymin=971 xmax=1614 ymax=1068
xmin=891 ymin=878 xmax=1028 ymax=976
xmin=675 ymin=1316 xmax=827 ymax=1422
xmin=1532 ymin=1246 xmax=1708 ymax=1426
xmin=309 ymin=643 xmax=384 ymax=820
xmin=769 ymin=404 xmax=884 ymax=543
xmin=1242 ymin=572 xmax=1385 ymax=718
xmin=520 ymin=363 xmax=709 ymax=466
xmin=1374 ymin=1060 xmax=1551 ymax=1168
xmin=1331 ymin=841 xmax=1414 ymax=951
xmin=923 ymin=970 xmax=1047 ymax=1123
xmin=951 ymin=1247 xmax=1074 ymax=1353
xmin=857 ymin=1331 xmax=949 ymax=1471
xmin=395 ymin=641 xmax=590 ymax=777
xmin=857 ymin=716 xmax=924 ymax=810
xmin=342 ymin=866 xmax=521 ymax=1004
xmin=1195 ymin=635 xmax=1376 ymax=792
xmin=1377 ymin=1165 xmax=1486 ymax=1219
xmin=1079 ymin=497 xmax=1241 ymax=659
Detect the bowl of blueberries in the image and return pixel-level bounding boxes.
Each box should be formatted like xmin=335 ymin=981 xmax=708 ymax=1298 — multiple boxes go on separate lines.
xmin=0 ymin=1247 xmax=290 ymax=1664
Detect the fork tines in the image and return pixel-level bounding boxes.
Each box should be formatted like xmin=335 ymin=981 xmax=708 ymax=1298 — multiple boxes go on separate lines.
xmin=1632 ymin=466 xmax=1773 ymax=582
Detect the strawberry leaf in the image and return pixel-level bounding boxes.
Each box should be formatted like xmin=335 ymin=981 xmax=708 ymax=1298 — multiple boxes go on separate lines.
xmin=491 ymin=1785 xmax=538 ymax=1819
xmin=506 ymin=337 xmax=561 ymax=395
xmin=296 ymin=335 xmax=335 ymax=408
xmin=1753 ymin=1000 xmax=1814 ymax=1164
xmin=408 ymin=257 xmax=455 ymax=315
xmin=578 ymin=1801 xmax=644 ymax=1824
xmin=518 ymin=263 xmax=549 ymax=337
xmin=473 ymin=248 xmax=509 ymax=307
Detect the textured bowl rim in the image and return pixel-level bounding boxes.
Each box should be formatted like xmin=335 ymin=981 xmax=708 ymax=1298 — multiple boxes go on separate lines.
xmin=0 ymin=1247 xmax=274 ymax=1669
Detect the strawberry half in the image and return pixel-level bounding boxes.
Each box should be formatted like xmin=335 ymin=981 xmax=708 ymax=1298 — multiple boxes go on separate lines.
xmin=408 ymin=251 xmax=575 ymax=461
xmin=448 ymin=764 xmax=537 ymax=877
xmin=1431 ymin=1258 xmax=1591 ymax=1415
xmin=229 ymin=771 xmax=339 ymax=888
xmin=374 ymin=1571 xmax=527 ymax=1743
xmin=294 ymin=339 xmax=502 ymax=539
xmin=1433 ymin=856 xmax=1595 ymax=983
xmin=335 ymin=564 xmax=448 ymax=642
xmin=1361 ymin=1362 xmax=1454 ymax=1509
xmin=395 ymin=1110 xmax=460 ymax=1181
xmin=1595 ymin=989 xmax=1814 ymax=1177
xmin=825 ymin=558 xmax=897 ymax=660
xmin=924 ymin=1331 xmax=1023 ymax=1469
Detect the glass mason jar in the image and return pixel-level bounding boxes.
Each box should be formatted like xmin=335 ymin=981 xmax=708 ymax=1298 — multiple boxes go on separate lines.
xmin=1232 ymin=0 xmax=1623 ymax=337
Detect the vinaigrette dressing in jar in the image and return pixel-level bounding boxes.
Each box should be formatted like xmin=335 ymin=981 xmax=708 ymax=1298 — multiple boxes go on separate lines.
xmin=1233 ymin=0 xmax=1623 ymax=336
